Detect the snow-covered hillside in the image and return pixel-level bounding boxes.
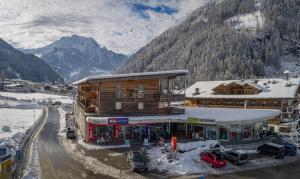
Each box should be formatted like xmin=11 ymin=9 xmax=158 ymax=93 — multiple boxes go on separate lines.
xmin=225 ymin=0 xmax=263 ymax=32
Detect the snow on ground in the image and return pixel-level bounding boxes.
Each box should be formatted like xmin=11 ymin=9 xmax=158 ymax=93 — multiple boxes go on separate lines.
xmin=0 ymin=108 xmax=43 ymax=140
xmin=0 ymin=92 xmax=73 ymax=104
xmin=22 ymin=136 xmax=40 ymax=179
xmin=58 ymin=107 xmax=67 ymax=135
xmin=147 ymin=140 xmax=219 ymax=175
xmin=225 ymin=0 xmax=263 ymax=31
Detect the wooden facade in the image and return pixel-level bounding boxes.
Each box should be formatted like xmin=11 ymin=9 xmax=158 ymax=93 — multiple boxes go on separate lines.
xmin=75 ymin=71 xmax=187 ymax=117
xmin=212 ymin=82 xmax=260 ymax=95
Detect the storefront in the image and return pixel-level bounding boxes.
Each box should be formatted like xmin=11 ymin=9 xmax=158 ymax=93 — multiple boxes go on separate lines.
xmin=87 ymin=117 xmax=172 ymax=144
xmin=82 ymin=107 xmax=281 ymax=145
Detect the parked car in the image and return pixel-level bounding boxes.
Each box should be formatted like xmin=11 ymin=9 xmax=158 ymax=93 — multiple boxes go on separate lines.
xmin=66 ymin=128 xmax=76 ymax=139
xmin=127 ymin=151 xmax=148 ymax=172
xmin=223 ymin=150 xmax=249 ymax=165
xmin=200 ymin=150 xmax=226 ymax=168
xmin=257 ymin=143 xmax=286 ymax=159
xmin=272 ymin=138 xmax=297 ymax=156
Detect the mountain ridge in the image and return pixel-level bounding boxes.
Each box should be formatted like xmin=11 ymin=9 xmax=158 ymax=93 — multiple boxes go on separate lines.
xmin=23 ymin=35 xmax=128 ymax=83
xmin=0 ymin=38 xmax=63 ymax=83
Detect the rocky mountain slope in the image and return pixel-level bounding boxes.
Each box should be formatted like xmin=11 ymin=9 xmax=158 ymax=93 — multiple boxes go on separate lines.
xmin=23 ymin=35 xmax=128 ymax=83
xmin=0 ymin=39 xmax=63 ymax=83
xmin=119 ymin=0 xmax=300 ymax=86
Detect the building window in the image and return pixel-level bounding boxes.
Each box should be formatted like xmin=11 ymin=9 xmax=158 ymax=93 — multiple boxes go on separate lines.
xmin=159 ymin=102 xmax=169 ymax=108
xmin=138 ymin=85 xmax=144 ymax=98
xmin=115 ymin=84 xmax=121 ymax=98
xmin=138 ymin=102 xmax=144 ymax=110
xmin=161 ymin=79 xmax=169 ymax=94
xmin=115 ymin=102 xmax=121 ymax=110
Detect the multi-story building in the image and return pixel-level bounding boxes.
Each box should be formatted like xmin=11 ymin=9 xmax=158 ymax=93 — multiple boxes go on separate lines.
xmin=73 ymin=70 xmax=188 ymax=143
xmin=185 ymin=78 xmax=300 ymax=133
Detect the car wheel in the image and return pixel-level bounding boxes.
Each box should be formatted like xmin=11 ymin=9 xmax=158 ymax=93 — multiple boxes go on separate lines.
xmin=272 ymin=154 xmax=276 ymax=159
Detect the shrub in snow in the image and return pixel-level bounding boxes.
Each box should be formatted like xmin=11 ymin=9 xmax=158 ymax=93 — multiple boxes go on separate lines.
xmin=2 ymin=125 xmax=11 ymax=132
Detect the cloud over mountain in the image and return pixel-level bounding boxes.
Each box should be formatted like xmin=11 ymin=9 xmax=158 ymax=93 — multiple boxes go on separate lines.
xmin=0 ymin=0 xmax=210 ymax=55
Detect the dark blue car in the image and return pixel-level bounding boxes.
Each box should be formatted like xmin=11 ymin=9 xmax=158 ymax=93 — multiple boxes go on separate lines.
xmin=272 ymin=138 xmax=297 ymax=156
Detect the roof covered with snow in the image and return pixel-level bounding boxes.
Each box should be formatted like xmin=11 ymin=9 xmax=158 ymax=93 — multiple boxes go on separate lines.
xmin=186 ymin=78 xmax=300 ymax=99
xmin=73 ymin=70 xmax=188 ymax=85
xmin=86 ymin=107 xmax=281 ymax=125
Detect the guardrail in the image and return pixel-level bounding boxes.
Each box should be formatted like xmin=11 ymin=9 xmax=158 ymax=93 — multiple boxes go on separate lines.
xmin=13 ymin=107 xmax=46 ymax=178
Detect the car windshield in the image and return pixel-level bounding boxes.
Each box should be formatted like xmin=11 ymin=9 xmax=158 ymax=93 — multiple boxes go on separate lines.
xmin=133 ymin=153 xmax=144 ymax=161
xmin=239 ymin=154 xmax=247 ymax=160
xmin=215 ymin=153 xmax=224 ymax=160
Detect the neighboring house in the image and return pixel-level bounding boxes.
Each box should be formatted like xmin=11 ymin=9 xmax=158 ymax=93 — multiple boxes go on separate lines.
xmin=185 ymin=78 xmax=300 ymax=133
xmin=5 ymin=83 xmax=31 ymax=93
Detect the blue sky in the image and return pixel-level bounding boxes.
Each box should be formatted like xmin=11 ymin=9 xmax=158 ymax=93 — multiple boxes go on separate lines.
xmin=0 ymin=0 xmax=211 ymax=55
xmin=132 ymin=3 xmax=178 ymax=19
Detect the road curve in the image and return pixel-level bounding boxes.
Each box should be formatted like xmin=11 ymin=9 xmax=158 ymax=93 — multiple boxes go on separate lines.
xmin=38 ymin=106 xmax=112 ymax=179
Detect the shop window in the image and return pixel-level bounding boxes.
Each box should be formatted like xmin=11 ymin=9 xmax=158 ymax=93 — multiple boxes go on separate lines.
xmin=138 ymin=85 xmax=144 ymax=98
xmin=219 ymin=127 xmax=228 ymax=140
xmin=206 ymin=127 xmax=217 ymax=140
xmin=94 ymin=126 xmax=114 ymax=144
xmin=243 ymin=126 xmax=252 ymax=139
xmin=125 ymin=126 xmax=141 ymax=140
xmin=115 ymin=102 xmax=121 ymax=110
xmin=138 ymin=102 xmax=144 ymax=110
xmin=115 ymin=84 xmax=121 ymax=98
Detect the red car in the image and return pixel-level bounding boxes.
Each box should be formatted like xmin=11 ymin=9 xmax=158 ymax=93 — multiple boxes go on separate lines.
xmin=200 ymin=151 xmax=227 ymax=168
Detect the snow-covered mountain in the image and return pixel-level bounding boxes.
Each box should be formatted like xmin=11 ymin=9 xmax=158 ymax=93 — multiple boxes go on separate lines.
xmin=23 ymin=35 xmax=128 ymax=83
xmin=119 ymin=0 xmax=300 ymax=85
xmin=0 ymin=38 xmax=63 ymax=83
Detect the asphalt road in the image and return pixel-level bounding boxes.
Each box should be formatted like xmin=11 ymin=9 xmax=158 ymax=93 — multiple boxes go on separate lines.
xmin=208 ymin=159 xmax=300 ymax=179
xmin=38 ymin=107 xmax=113 ymax=179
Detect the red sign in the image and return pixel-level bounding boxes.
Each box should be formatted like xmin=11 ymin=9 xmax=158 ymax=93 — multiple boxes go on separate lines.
xmin=89 ymin=123 xmax=95 ymax=141
xmin=115 ymin=125 xmax=119 ymax=138
xmin=171 ymin=136 xmax=177 ymax=151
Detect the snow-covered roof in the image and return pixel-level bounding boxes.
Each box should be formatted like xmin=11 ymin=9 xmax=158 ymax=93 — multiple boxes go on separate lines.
xmin=186 ymin=78 xmax=300 ymax=99
xmin=73 ymin=70 xmax=188 ymax=85
xmin=86 ymin=107 xmax=281 ymax=125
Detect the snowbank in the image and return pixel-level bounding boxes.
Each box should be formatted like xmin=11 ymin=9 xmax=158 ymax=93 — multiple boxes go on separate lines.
xmin=147 ymin=140 xmax=219 ymax=175
xmin=22 ymin=138 xmax=40 ymax=179
xmin=77 ymin=138 xmax=130 ymax=150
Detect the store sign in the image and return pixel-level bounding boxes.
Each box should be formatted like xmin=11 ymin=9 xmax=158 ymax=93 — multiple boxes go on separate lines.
xmin=187 ymin=117 xmax=215 ymax=124
xmin=108 ymin=118 xmax=129 ymax=125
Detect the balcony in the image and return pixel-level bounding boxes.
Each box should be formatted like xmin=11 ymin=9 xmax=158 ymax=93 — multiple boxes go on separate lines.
xmin=158 ymin=93 xmax=185 ymax=102
xmin=78 ymin=91 xmax=97 ymax=99
xmin=77 ymin=101 xmax=97 ymax=114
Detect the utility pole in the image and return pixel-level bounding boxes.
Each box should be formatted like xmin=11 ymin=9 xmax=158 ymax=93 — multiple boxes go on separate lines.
xmin=33 ymin=110 xmax=36 ymax=123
